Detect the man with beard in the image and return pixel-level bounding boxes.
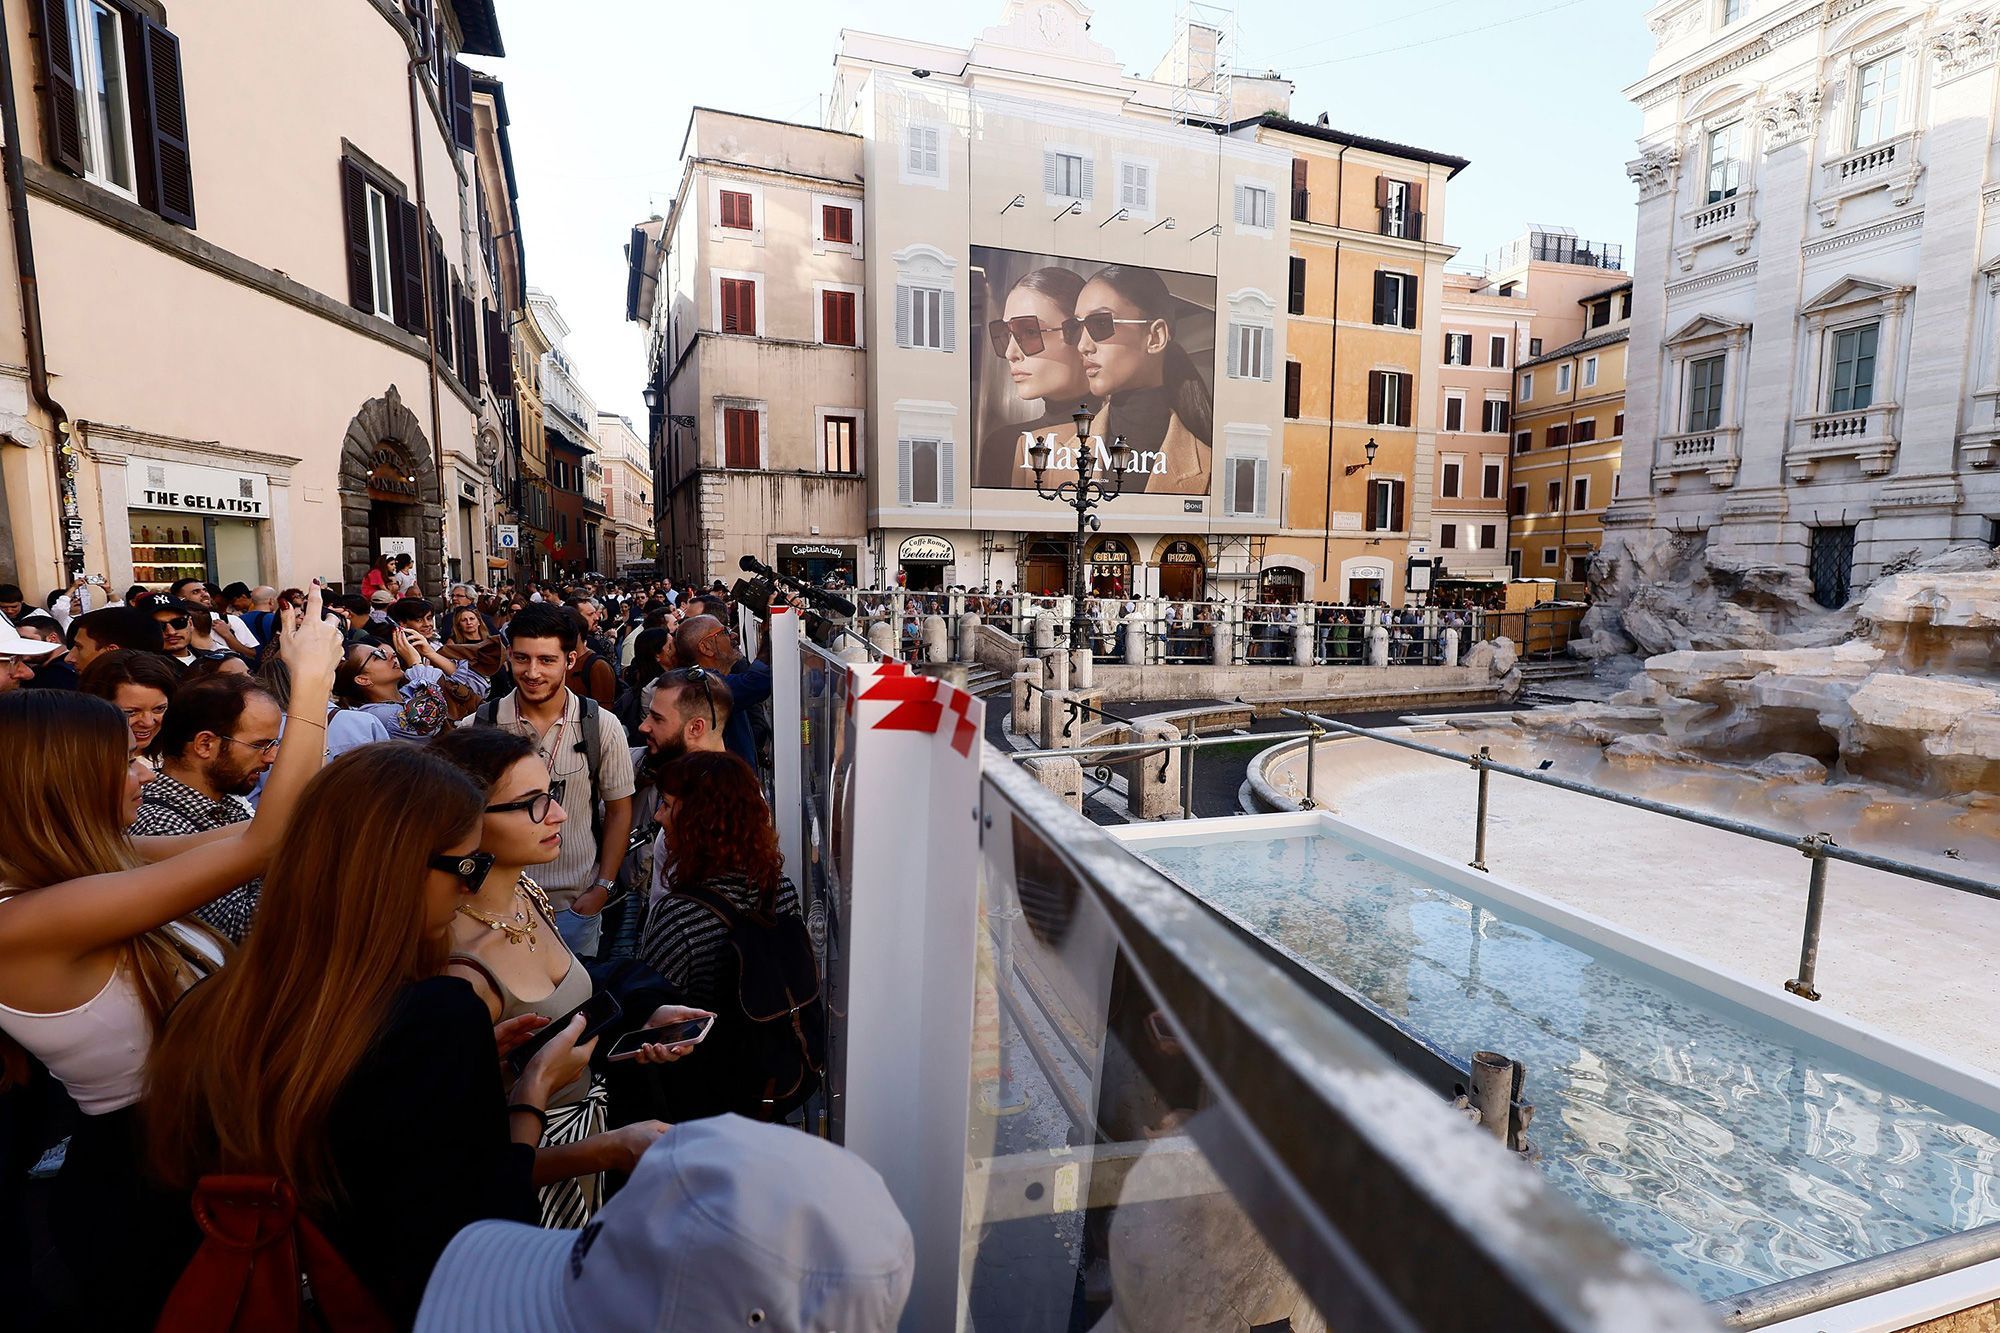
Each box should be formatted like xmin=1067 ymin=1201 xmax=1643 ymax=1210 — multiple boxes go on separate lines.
xmin=465 ymin=603 xmax=634 ymax=959
xmin=635 ymin=667 xmax=731 ymax=909
xmin=127 ymin=674 xmax=284 ymax=942
xmin=669 ymin=614 xmax=770 ymax=777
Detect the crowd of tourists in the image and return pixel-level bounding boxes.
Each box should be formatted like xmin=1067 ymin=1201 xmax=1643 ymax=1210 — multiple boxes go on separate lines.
xmin=0 ymin=570 xmax=913 ymax=1331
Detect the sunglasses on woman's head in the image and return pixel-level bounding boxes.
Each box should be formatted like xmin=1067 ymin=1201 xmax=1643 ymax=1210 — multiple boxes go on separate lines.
xmin=430 ymin=850 xmax=496 ymax=893
xmin=1061 ymin=312 xmax=1153 ymax=345
xmin=986 ymin=316 xmax=1067 ymax=358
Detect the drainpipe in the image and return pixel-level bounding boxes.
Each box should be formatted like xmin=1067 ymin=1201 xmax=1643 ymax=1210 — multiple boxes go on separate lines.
xmin=1318 ymin=144 xmax=1349 ymax=593
xmin=0 ymin=13 xmax=81 ymax=581
xmin=407 ymin=21 xmax=447 ymax=578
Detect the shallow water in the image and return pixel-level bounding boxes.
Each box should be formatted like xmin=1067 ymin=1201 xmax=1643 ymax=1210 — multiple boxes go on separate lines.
xmin=1143 ymin=832 xmax=2000 ymax=1302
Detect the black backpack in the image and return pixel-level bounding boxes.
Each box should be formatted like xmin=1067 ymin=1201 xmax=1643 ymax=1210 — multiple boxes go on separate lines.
xmin=669 ymin=882 xmax=825 ymax=1123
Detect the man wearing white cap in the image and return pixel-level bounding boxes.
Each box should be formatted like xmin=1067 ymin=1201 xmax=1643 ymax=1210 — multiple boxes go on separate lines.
xmin=414 ymin=1115 xmax=913 ymax=1333
xmin=0 ymin=615 xmax=62 ymax=692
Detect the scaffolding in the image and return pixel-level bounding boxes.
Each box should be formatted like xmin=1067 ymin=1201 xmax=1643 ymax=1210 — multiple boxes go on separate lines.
xmin=1165 ymin=0 xmax=1237 ymax=126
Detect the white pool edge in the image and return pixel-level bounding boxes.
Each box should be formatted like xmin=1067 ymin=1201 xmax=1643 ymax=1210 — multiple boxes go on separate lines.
xmin=1109 ymin=811 xmax=2000 ymax=1328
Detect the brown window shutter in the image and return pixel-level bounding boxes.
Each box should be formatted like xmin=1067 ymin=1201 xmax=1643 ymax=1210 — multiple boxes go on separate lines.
xmin=487 ymin=307 xmax=512 ymax=395
xmin=1400 ymin=280 xmax=1417 ymax=330
xmin=720 ymin=280 xmax=740 ymax=333
xmin=457 ymin=287 xmax=480 ymax=394
xmin=395 ymin=198 xmax=425 ymax=334
xmin=1363 ymin=482 xmax=1378 ymax=532
xmin=430 ymin=233 xmax=451 ymax=366
xmin=1390 ymin=480 xmax=1405 ymax=532
xmin=1288 ymin=257 xmax=1306 ymax=315
xmin=1374 ymin=174 xmax=1390 ymax=208
xmin=1366 ymin=370 xmax=1383 ymax=424
xmin=1397 ymin=375 xmax=1413 ymax=428
xmin=449 ymin=62 xmax=475 ymax=152
xmin=32 ymin=0 xmax=85 ymax=175
xmin=135 ymin=18 xmax=196 ymax=227
xmin=1292 ymin=157 xmax=1307 ymax=193
xmin=339 ymin=160 xmax=374 ymax=313
xmin=1409 ymin=180 xmax=1423 ymax=217
xmin=1283 ymin=361 xmax=1301 ymax=419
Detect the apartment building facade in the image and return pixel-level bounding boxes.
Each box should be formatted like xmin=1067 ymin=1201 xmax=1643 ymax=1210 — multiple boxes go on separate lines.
xmin=0 ymin=0 xmax=517 ymax=592
xmin=1248 ymin=120 xmax=1467 ymax=605
xmin=1431 ymin=272 xmax=1533 ymax=585
xmin=630 ymin=108 xmax=868 ymax=585
xmin=1612 ymin=0 xmax=2000 ymax=604
xmin=592 ymin=410 xmax=653 ymax=572
xmin=530 ymin=289 xmax=599 ymax=576
xmin=1511 ymin=284 xmax=1631 ymax=582
xmin=825 ymin=2 xmax=1293 ymax=597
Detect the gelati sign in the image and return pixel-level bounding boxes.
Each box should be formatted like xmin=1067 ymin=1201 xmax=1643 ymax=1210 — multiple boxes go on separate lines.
xmin=898 ymin=534 xmax=954 ymax=564
xmin=127 ymin=459 xmax=270 ymax=517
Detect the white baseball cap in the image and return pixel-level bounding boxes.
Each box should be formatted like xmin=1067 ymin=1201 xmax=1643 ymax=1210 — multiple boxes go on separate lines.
xmin=413 ymin=1115 xmax=914 ymax=1333
xmin=0 ymin=617 xmax=61 ymax=657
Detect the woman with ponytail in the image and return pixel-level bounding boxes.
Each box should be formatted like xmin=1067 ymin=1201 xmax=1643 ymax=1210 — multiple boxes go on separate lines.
xmin=1069 ymin=264 xmax=1215 ymax=493
xmin=0 ymin=584 xmax=344 ymax=1325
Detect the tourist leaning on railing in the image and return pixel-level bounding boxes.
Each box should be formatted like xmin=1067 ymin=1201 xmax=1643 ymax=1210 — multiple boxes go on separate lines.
xmin=0 ymin=586 xmax=342 ymax=1327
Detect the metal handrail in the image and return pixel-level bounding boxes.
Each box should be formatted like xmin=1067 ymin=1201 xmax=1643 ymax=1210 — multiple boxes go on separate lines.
xmin=980 ymin=757 xmax=1716 ymax=1330
xmin=1275 ymin=709 xmax=2000 ymax=1000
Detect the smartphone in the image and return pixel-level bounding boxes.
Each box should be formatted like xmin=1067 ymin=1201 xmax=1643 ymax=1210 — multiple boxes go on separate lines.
xmin=506 ymin=991 xmax=623 ymax=1073
xmin=606 ymin=1015 xmax=714 ymax=1062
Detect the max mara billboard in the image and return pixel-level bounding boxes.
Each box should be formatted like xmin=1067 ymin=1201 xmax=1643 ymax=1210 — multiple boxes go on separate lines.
xmin=969 ymin=246 xmax=1216 ymax=495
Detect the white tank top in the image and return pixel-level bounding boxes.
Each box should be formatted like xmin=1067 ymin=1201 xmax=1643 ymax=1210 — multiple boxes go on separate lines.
xmin=0 ymin=919 xmax=222 ymax=1115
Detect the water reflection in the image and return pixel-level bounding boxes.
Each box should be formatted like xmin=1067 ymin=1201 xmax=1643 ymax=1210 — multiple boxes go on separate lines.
xmin=1143 ymin=834 xmax=2000 ymax=1302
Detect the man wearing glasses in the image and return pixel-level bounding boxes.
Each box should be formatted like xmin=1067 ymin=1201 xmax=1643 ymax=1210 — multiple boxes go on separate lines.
xmin=127 ymin=674 xmax=285 ymax=942
xmin=140 ymin=592 xmax=200 ymax=667
xmin=669 ymin=614 xmax=770 ymax=777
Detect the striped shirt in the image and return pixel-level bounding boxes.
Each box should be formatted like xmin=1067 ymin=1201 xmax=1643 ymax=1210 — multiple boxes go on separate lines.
xmin=638 ymin=875 xmax=801 ymax=1013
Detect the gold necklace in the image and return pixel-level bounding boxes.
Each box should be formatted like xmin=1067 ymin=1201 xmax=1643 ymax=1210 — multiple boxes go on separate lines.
xmin=456 ymin=885 xmax=539 ymax=951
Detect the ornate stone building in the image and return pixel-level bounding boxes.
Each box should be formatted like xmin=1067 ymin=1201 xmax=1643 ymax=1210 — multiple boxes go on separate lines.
xmin=1609 ymin=0 xmax=2000 ymax=607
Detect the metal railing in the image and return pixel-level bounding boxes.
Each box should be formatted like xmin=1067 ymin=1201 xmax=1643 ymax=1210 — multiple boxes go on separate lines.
xmin=1275 ymin=710 xmax=2000 ymax=1002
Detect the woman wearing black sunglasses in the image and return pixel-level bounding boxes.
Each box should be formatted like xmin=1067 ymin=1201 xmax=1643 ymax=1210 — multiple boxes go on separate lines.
xmin=1072 ymin=264 xmax=1213 ymax=493
xmin=980 ymin=266 xmax=1098 ymax=488
xmin=431 ymin=727 xmax=705 ymax=1226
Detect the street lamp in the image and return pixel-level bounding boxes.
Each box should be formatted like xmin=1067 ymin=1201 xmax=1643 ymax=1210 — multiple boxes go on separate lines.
xmin=1343 ymin=436 xmax=1380 ymax=477
xmin=1029 ymin=404 xmax=1130 ymax=652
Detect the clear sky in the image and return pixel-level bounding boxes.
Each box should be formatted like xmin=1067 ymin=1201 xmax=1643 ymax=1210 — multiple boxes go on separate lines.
xmin=475 ymin=0 xmax=1651 ymax=422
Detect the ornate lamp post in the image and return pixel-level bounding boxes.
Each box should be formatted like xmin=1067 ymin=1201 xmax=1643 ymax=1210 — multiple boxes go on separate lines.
xmin=1028 ymin=405 xmax=1131 ymax=651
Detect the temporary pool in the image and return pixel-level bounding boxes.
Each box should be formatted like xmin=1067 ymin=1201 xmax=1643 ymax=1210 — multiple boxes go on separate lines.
xmin=1121 ymin=816 xmax=2000 ymax=1306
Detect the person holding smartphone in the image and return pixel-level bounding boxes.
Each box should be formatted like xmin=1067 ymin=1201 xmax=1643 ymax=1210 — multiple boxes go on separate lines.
xmin=432 ymin=727 xmax=707 ymax=1226
xmin=143 ymin=744 xmax=595 ymax=1328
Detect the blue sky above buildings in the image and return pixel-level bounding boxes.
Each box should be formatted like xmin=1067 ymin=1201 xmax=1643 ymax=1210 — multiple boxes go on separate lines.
xmin=481 ymin=0 xmax=1651 ymax=420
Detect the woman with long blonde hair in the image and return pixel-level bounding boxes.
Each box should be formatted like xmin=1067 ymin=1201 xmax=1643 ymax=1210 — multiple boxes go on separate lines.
xmin=145 ymin=743 xmax=595 ymax=1326
xmin=0 ymin=585 xmax=343 ymax=1324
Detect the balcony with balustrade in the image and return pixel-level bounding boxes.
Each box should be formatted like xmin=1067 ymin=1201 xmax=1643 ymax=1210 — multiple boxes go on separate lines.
xmin=1674 ymin=186 xmax=1757 ymax=271
xmin=1813 ymin=130 xmax=1923 ymax=229
xmin=1652 ymin=425 xmax=1741 ymax=491
xmin=1786 ymin=402 xmax=1900 ymax=482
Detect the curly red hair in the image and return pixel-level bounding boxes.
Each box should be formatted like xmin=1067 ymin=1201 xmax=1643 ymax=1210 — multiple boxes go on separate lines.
xmin=660 ymin=751 xmax=784 ymax=916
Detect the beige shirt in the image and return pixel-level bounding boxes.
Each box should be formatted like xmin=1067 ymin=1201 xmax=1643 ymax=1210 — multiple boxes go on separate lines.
xmin=469 ymin=690 xmax=635 ymax=906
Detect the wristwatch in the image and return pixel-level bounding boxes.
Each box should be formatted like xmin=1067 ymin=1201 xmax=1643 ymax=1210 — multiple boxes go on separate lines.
xmin=592 ymin=877 xmax=616 ymax=893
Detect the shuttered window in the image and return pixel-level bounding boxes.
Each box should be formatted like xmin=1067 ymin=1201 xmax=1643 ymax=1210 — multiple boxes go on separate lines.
xmin=1045 ymin=150 xmax=1091 ymax=201
xmin=1547 ymin=480 xmax=1563 ymax=512
xmin=430 ymin=230 xmax=451 ymax=366
xmin=723 ymin=407 xmax=760 ymax=469
xmin=821 ymin=416 xmax=858 ymax=474
xmin=1287 ymin=257 xmax=1306 ymax=315
xmin=1829 ymin=323 xmax=1879 ymax=412
xmin=1227 ymin=323 xmax=1272 ymax=381
xmin=1363 ymin=479 xmax=1405 ymax=532
xmin=1226 ymin=457 xmax=1266 ymax=517
xmin=1439 ymin=524 xmax=1457 ymax=550
xmin=1489 ymin=335 xmax=1507 ymax=368
xmin=720 ymin=278 xmax=757 ymax=335
xmin=1440 ymin=460 xmax=1461 ymax=498
xmin=449 ymin=60 xmax=475 ymax=152
xmin=1482 ymin=460 xmax=1503 ymax=500
xmin=1482 ymin=399 xmax=1510 ymax=433
xmin=821 ymin=289 xmax=857 ymax=347
xmin=1687 ymin=355 xmax=1725 ymax=430
xmin=718 ymin=190 xmax=753 ymax=230
xmin=1366 ymin=371 xmax=1412 ymax=427
xmin=1234 ymin=183 xmax=1274 ymax=230
xmin=1444 ymin=396 xmax=1464 ymax=433
xmin=1574 ymin=418 xmax=1597 ymax=444
xmin=1481 ymin=524 xmax=1499 ymax=550
xmin=822 ymin=204 xmax=854 ymax=244
xmin=1445 ymin=333 xmax=1471 ymax=366
xmin=340 ymin=157 xmax=421 ymax=329
xmin=36 ymin=0 xmax=197 ymax=226
xmin=896 ymin=285 xmax=952 ymax=351
xmin=1371 ymin=271 xmax=1416 ymax=328
xmin=1290 ymin=157 xmax=1308 ymax=221
xmin=1283 ymin=361 xmax=1302 ymax=420
xmin=1119 ymin=160 xmax=1151 ymax=212
xmin=1548 ymin=423 xmax=1570 ymax=449
xmin=486 ymin=306 xmax=513 ymax=396
xmin=899 ymin=438 xmax=949 ymax=505
xmin=905 ymin=126 xmax=941 ymax=178
xmin=455 ymin=283 xmax=480 ymax=394
xmin=1509 ymin=485 xmax=1527 ymax=517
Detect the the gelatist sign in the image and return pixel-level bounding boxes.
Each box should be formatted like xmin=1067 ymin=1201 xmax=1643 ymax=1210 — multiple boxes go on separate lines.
xmin=126 ymin=459 xmax=270 ymax=517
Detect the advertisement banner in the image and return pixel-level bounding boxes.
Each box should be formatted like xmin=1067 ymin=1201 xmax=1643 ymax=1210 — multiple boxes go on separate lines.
xmin=969 ymin=246 xmax=1215 ymax=495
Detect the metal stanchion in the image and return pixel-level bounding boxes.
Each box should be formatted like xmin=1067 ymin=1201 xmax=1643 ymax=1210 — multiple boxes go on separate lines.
xmin=1785 ymin=833 xmax=1834 ymax=1002
xmin=1181 ymin=739 xmax=1196 ymax=818
xmin=1470 ymin=746 xmax=1491 ymax=872
xmin=1300 ymin=723 xmax=1321 ymax=810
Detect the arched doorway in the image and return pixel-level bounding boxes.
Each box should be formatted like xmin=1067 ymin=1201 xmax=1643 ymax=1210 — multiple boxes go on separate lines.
xmin=1259 ymin=566 xmax=1303 ymax=605
xmin=1156 ymin=539 xmax=1206 ymax=602
xmin=1021 ymin=538 xmax=1070 ymax=596
xmin=1084 ymin=535 xmax=1132 ymax=596
xmin=337 ymin=386 xmax=442 ymax=591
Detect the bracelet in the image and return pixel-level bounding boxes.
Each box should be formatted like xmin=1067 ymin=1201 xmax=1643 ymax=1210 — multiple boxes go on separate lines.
xmin=506 ymin=1103 xmax=549 ymax=1130
xmin=285 ymin=713 xmax=329 ymax=732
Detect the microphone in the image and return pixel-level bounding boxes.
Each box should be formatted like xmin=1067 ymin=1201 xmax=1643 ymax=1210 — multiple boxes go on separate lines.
xmin=737 ymin=554 xmax=856 ymax=617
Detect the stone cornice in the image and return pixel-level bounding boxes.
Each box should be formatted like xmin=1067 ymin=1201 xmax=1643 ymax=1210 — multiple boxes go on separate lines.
xmin=1665 ymin=260 xmax=1759 ymax=299
xmin=1799 ymin=209 xmax=1924 ymax=257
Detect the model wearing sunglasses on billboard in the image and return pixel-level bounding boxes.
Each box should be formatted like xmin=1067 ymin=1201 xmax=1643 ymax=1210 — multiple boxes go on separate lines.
xmin=1069 ymin=265 xmax=1212 ymax=493
xmin=985 ymin=266 xmax=1099 ymax=450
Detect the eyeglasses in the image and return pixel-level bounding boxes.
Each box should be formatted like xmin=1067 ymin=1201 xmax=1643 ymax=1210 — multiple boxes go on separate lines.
xmin=681 ymin=666 xmax=720 ymax=731
xmin=160 ymin=616 xmax=190 ymax=630
xmin=1060 ymin=312 xmax=1154 ymax=346
xmin=485 ymin=782 xmax=564 ymax=824
xmin=429 ymin=850 xmax=496 ymax=893
xmin=986 ymin=316 xmax=1066 ymax=358
xmin=218 ymin=734 xmax=283 ymax=757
